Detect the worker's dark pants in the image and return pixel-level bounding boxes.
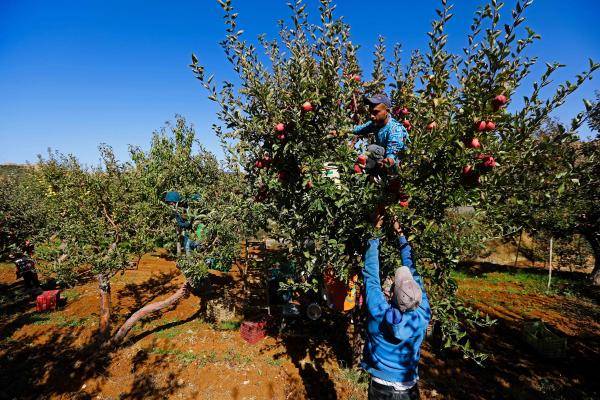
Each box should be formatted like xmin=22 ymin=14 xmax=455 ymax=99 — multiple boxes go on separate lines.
xmin=368 ymin=380 xmax=420 ymax=400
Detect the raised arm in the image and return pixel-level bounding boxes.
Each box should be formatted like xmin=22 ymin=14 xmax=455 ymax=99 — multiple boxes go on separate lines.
xmin=363 ymin=238 xmax=389 ymax=321
xmin=394 ymin=225 xmax=430 ymax=318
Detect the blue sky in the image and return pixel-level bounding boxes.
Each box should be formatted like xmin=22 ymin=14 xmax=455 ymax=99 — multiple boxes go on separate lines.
xmin=1 ymin=0 xmax=598 ymax=165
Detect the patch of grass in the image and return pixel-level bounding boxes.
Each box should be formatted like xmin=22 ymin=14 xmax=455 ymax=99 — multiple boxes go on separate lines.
xmin=56 ymin=316 xmax=90 ymax=328
xmin=198 ymin=350 xmax=218 ymax=367
xmin=150 ymin=347 xmax=198 ymax=365
xmin=130 ymin=317 xmax=181 ymax=333
xmin=0 ymin=262 xmax=14 ymax=270
xmin=0 ymin=337 xmax=19 ymax=347
xmin=155 ymin=326 xmax=185 ymax=339
xmin=450 ymin=270 xmax=471 ymax=280
xmin=148 ymin=346 xmax=254 ymax=368
xmin=27 ymin=313 xmax=90 ymax=327
xmin=149 ymin=347 xmax=179 ymax=356
xmin=29 ymin=314 xmax=53 ymax=325
xmin=0 ymin=284 xmax=28 ymax=307
xmin=176 ymin=350 xmax=199 ymax=365
xmin=266 ymin=357 xmax=284 ymax=367
xmin=61 ymin=289 xmax=81 ymax=302
xmin=222 ymin=349 xmax=252 ymax=367
xmin=215 ymin=320 xmax=241 ymax=331
xmin=452 ymin=269 xmax=582 ymax=297
xmin=337 ymin=367 xmax=369 ymax=391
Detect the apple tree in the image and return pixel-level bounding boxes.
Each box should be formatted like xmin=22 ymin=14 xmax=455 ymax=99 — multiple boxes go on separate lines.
xmin=0 ymin=167 xmax=49 ymax=258
xmin=191 ymin=0 xmax=597 ymax=361
xmin=35 ymin=146 xmax=161 ymax=337
xmin=113 ymin=117 xmax=252 ymax=342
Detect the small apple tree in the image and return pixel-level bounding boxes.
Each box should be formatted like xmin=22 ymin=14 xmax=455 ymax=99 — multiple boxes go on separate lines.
xmin=113 ymin=117 xmax=252 ymax=342
xmin=35 ymin=146 xmax=160 ymax=337
xmin=191 ymin=0 xmax=597 ymax=361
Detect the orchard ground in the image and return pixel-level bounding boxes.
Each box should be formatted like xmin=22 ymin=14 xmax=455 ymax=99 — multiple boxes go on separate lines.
xmin=1 ymin=240 xmax=598 ymax=400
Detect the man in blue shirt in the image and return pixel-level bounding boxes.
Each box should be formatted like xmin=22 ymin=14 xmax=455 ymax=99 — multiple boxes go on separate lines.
xmin=353 ymin=94 xmax=409 ymax=166
xmin=362 ymin=215 xmax=431 ymax=399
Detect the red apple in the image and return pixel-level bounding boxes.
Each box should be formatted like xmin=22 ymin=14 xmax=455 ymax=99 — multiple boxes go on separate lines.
xmin=401 ymin=107 xmax=409 ymax=116
xmin=475 ymin=121 xmax=487 ymax=132
xmin=352 ymin=74 xmax=361 ymax=82
xmin=402 ymin=119 xmax=412 ymax=130
xmin=255 ymin=160 xmax=264 ymax=169
xmin=357 ymin=154 xmax=368 ymax=166
xmin=486 ymin=121 xmax=496 ymax=131
xmin=466 ymin=137 xmax=481 ymax=149
xmin=277 ymin=133 xmax=286 ymax=140
xmin=353 ymin=164 xmax=363 ymax=174
xmin=398 ymin=193 xmax=410 ymax=207
xmin=275 ymin=123 xmax=285 ymax=132
xmin=302 ymin=101 xmax=313 ymax=112
xmin=492 ymin=94 xmax=508 ymax=110
xmin=461 ymin=165 xmax=481 ymax=186
xmin=426 ymin=121 xmax=437 ymax=130
xmin=384 ymin=157 xmax=395 ymax=167
xmin=482 ymin=156 xmax=497 ymax=168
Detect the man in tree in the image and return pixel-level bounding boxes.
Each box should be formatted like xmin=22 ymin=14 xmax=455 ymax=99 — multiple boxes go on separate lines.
xmin=353 ymin=94 xmax=409 ymax=167
xmin=165 ymin=191 xmax=197 ymax=255
xmin=362 ymin=215 xmax=431 ymax=399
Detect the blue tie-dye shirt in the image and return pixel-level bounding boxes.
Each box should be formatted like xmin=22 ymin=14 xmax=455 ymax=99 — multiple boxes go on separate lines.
xmin=353 ymin=118 xmax=409 ymax=162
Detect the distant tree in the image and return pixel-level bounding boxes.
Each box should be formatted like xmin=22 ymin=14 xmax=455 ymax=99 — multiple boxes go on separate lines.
xmin=0 ymin=167 xmax=48 ymax=258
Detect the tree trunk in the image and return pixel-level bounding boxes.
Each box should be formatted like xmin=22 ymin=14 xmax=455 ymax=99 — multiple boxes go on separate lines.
xmin=112 ymin=281 xmax=189 ymax=343
xmin=583 ymin=231 xmax=600 ymax=286
xmin=98 ymin=273 xmax=112 ymax=337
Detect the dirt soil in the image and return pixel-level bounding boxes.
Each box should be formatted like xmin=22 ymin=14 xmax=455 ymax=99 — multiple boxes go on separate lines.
xmin=1 ymin=248 xmax=599 ymax=400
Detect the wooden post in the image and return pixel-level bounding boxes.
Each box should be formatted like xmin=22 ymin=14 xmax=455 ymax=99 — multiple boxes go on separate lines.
xmin=547 ymin=237 xmax=554 ymax=290
xmin=514 ymin=230 xmax=523 ymax=269
xmin=576 ymin=235 xmax=583 ymax=270
xmin=531 ymin=235 xmax=536 ymax=268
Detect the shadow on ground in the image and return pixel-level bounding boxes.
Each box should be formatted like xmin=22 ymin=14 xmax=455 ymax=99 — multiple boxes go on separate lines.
xmin=0 ymin=267 xmax=190 ymax=400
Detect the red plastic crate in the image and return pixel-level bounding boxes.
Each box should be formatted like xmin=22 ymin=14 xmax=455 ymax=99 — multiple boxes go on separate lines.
xmin=240 ymin=320 xmax=267 ymax=344
xmin=36 ymin=290 xmax=61 ymax=312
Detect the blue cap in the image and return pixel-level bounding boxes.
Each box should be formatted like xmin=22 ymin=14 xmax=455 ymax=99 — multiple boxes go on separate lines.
xmin=165 ymin=191 xmax=182 ymax=203
xmin=365 ymin=93 xmax=391 ymax=108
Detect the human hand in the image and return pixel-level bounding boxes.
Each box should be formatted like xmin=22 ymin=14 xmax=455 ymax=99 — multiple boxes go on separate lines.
xmin=371 ymin=204 xmax=385 ymax=230
xmin=392 ymin=216 xmax=403 ymax=236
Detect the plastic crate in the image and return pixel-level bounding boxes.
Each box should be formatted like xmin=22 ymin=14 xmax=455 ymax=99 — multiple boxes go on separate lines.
xmin=240 ymin=320 xmax=267 ymax=344
xmin=36 ymin=290 xmax=61 ymax=312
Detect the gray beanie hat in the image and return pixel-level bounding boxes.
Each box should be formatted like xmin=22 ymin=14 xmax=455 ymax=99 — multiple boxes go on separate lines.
xmin=393 ymin=266 xmax=422 ymax=312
